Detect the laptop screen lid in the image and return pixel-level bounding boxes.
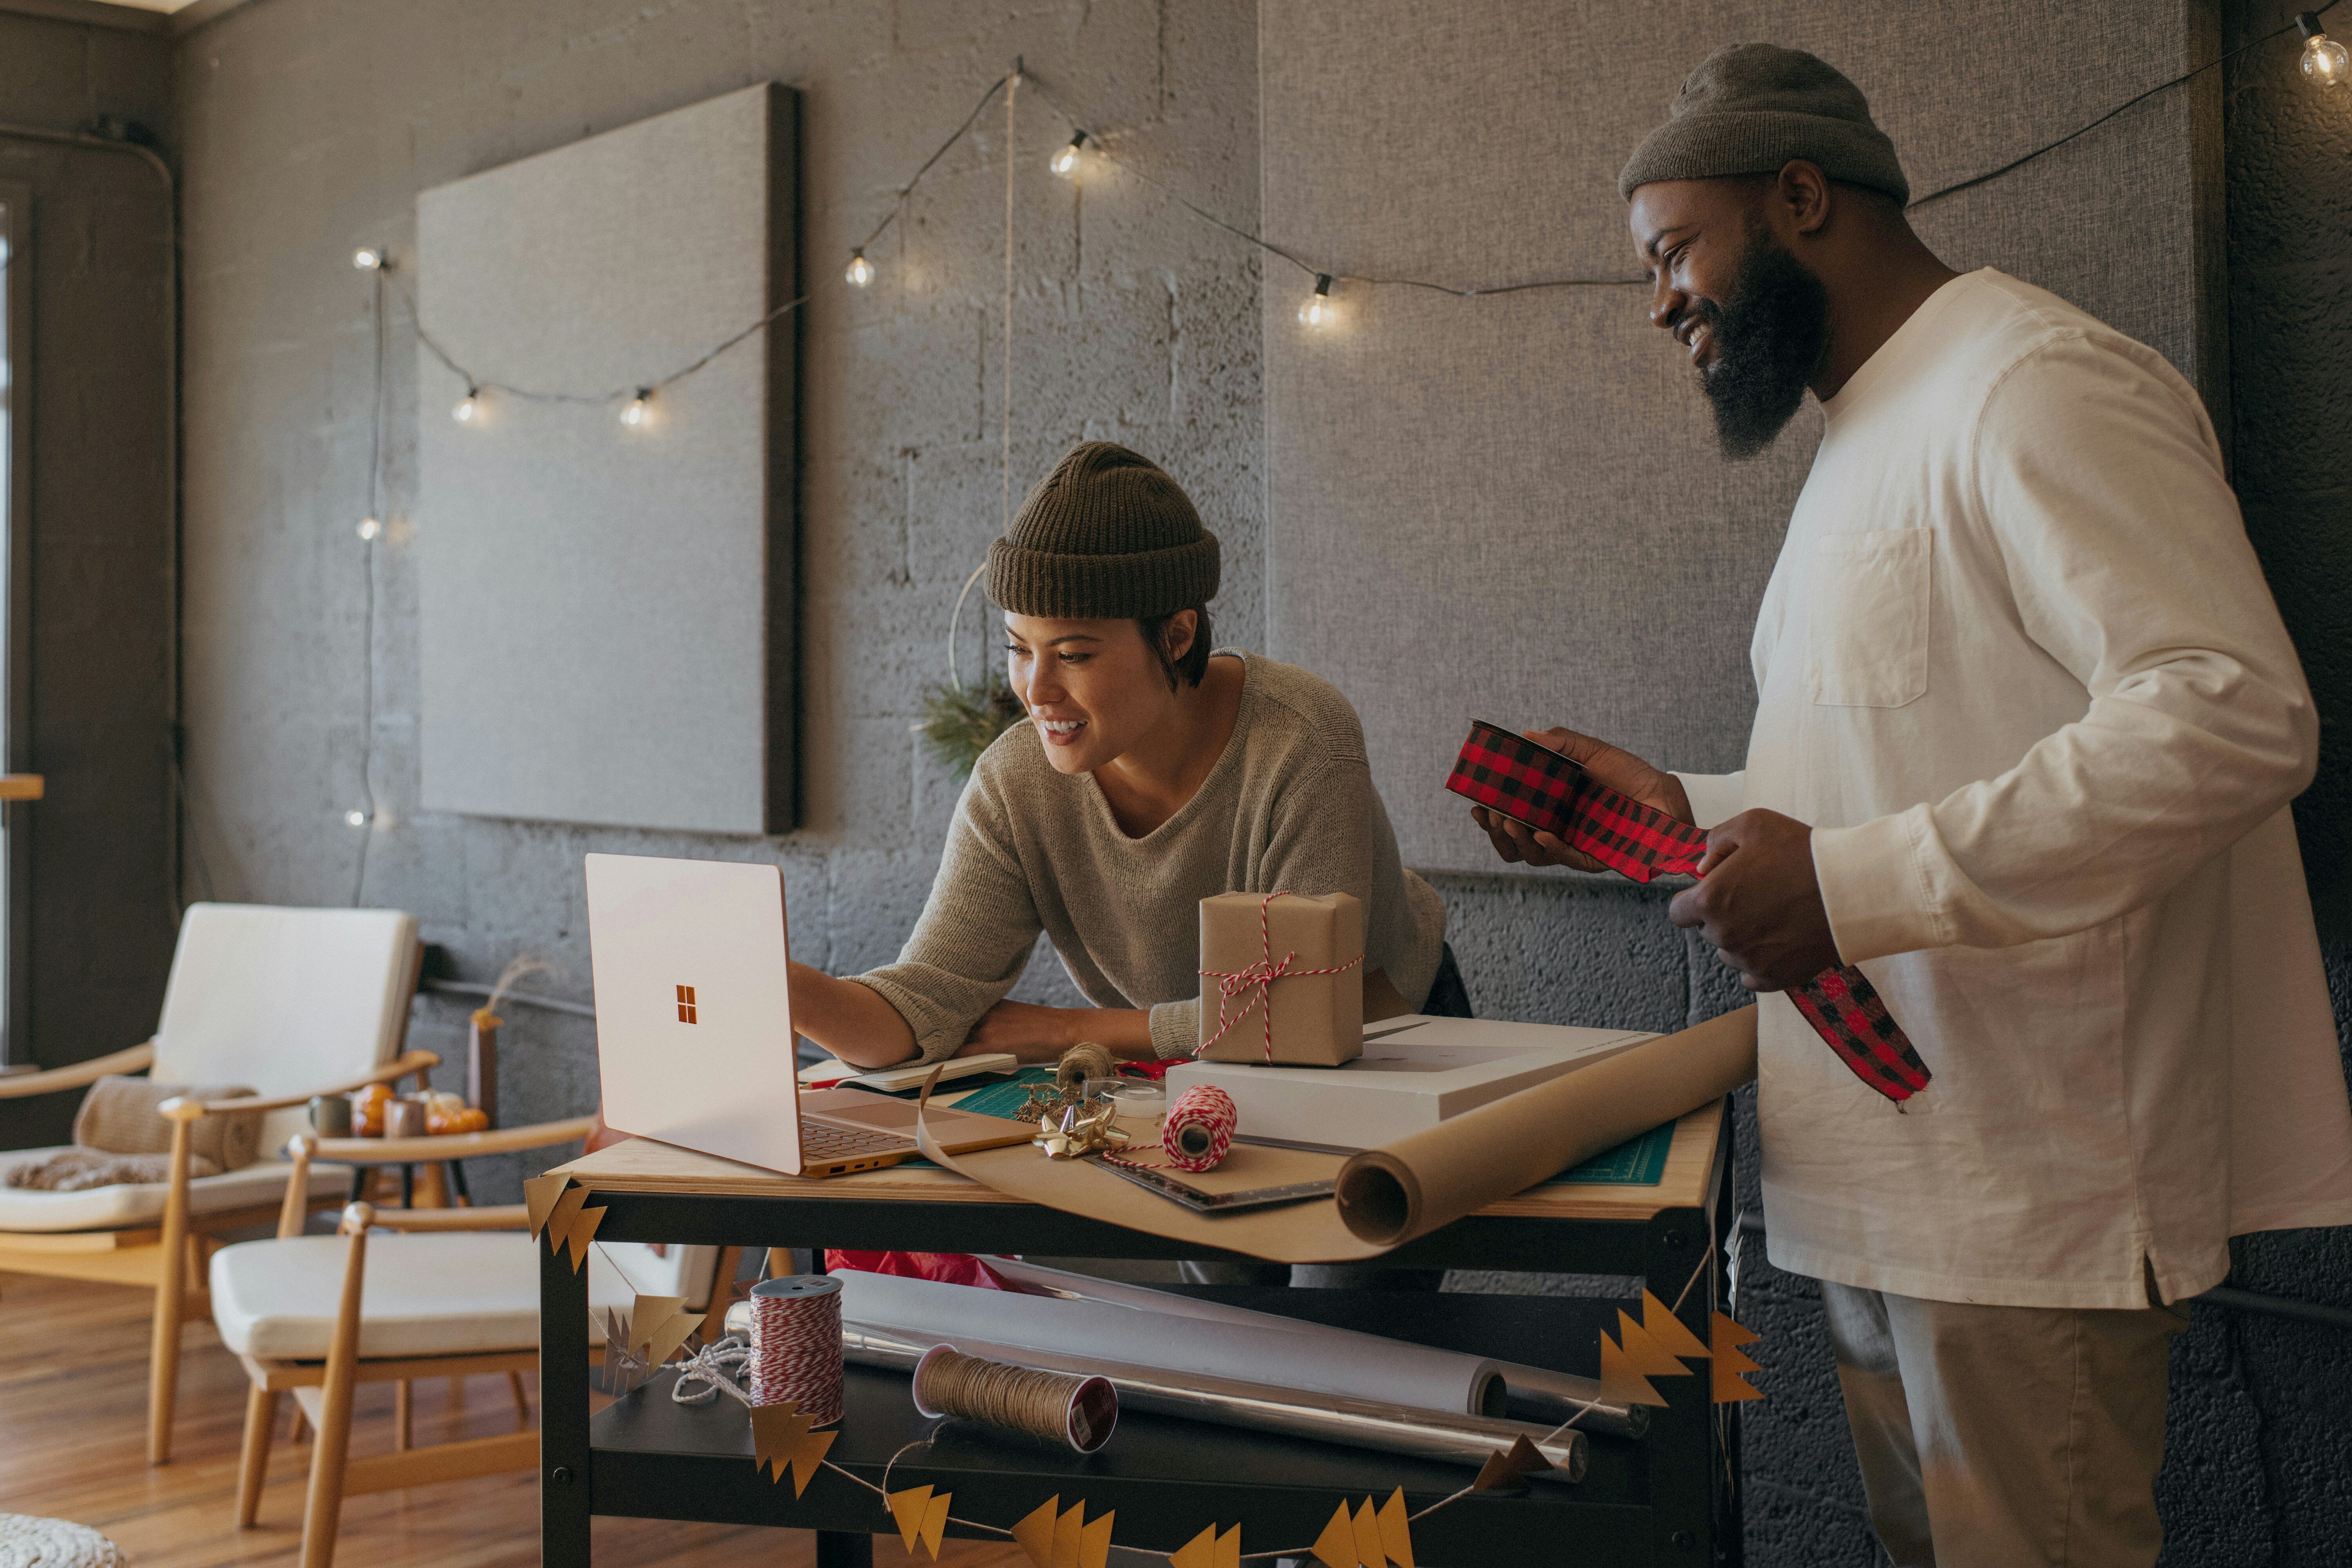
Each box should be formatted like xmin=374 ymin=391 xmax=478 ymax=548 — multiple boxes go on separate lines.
xmin=585 ymin=853 xmax=806 ymax=1176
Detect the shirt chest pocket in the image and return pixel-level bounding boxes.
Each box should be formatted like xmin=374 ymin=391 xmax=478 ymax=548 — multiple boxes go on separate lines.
xmin=1806 ymin=529 xmax=1932 ymax=708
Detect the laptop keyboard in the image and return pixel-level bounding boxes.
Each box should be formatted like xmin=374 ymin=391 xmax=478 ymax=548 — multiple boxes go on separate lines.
xmin=801 ymin=1120 xmax=915 ymax=1159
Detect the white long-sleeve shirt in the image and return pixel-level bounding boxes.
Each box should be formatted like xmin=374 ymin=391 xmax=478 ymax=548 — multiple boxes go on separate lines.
xmin=1677 ymin=269 xmax=2352 ymax=1310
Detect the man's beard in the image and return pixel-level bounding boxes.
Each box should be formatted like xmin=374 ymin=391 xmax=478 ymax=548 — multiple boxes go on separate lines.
xmin=1688 ymin=232 xmax=1831 ymax=460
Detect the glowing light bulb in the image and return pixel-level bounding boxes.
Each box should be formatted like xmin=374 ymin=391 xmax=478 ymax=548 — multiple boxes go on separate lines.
xmin=621 ymin=390 xmax=650 ymax=428
xmin=356 ymin=516 xmax=380 ymax=541
xmin=352 ymin=247 xmax=382 ymax=270
xmin=453 ymin=388 xmax=480 ymax=423
xmin=2302 ymin=15 xmax=2349 ymax=87
xmin=846 ymin=250 xmax=875 ymax=287
xmin=1051 ymin=132 xmax=1087 ymax=177
xmin=344 ymin=809 xmax=369 ymax=828
xmin=1298 ymin=274 xmax=1335 ymax=328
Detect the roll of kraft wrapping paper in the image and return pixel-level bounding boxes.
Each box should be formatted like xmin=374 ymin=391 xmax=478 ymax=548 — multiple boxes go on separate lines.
xmin=832 ymin=1268 xmax=1508 ymax=1416
xmin=1336 ymin=1005 xmax=1756 ymax=1247
xmin=980 ymin=1256 xmax=1648 ymax=1439
xmin=1446 ymin=720 xmax=1930 ymax=1103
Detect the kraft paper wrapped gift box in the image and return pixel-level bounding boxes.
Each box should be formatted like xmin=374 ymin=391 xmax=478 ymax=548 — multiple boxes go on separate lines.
xmin=1196 ymin=892 xmax=1365 ymax=1066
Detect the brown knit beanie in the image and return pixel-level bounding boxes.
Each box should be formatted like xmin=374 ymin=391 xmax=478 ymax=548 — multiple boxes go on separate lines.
xmin=985 ymin=442 xmax=1221 ymax=619
xmin=1619 ymin=44 xmax=1909 ymax=205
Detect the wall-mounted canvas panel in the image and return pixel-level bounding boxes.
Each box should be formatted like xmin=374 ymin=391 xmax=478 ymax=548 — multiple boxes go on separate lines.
xmin=1261 ymin=2 xmax=2219 ymax=873
xmin=418 ymin=82 xmax=797 ymax=836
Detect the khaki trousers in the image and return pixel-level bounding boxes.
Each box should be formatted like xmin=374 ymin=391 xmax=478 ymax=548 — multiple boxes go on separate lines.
xmin=1818 ymin=1278 xmax=2189 ymax=1568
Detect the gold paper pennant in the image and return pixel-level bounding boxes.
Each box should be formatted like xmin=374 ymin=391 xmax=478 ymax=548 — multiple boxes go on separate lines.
xmin=541 ymin=1183 xmax=588 ymax=1251
xmin=1375 ymin=1489 xmax=1414 ymax=1568
xmin=1010 ymin=1496 xmax=1060 ymax=1567
xmin=748 ymin=1401 xmax=837 ymax=1496
xmin=523 ymin=1174 xmax=571 ymax=1239
xmin=1310 ymin=1502 xmax=1359 ymax=1568
xmin=887 ymin=1485 xmax=949 ymax=1558
xmin=1711 ymin=1311 xmax=1765 ymax=1403
xmin=1472 ymin=1434 xmax=1549 ymax=1492
xmin=1641 ymin=1289 xmax=1713 ymax=1361
xmin=626 ymin=1294 xmax=689 ymax=1360
xmin=1052 ymin=1501 xmax=1084 ymax=1568
xmin=1171 ymin=1524 xmax=1241 ymax=1568
xmin=1078 ymin=1508 xmax=1115 ymax=1568
xmin=1349 ymin=1498 xmax=1384 ymax=1567
xmin=1615 ymin=1310 xmax=1693 ymax=1378
xmin=1597 ymin=1329 xmax=1670 ymax=1408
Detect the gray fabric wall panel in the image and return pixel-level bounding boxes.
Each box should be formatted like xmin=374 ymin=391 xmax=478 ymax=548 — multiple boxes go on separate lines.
xmin=1262 ymin=2 xmax=2214 ymax=872
xmin=416 ymin=83 xmax=792 ymax=836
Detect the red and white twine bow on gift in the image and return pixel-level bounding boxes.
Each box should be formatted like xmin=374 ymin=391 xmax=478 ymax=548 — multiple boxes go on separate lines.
xmin=1194 ymin=890 xmax=1365 ymax=1064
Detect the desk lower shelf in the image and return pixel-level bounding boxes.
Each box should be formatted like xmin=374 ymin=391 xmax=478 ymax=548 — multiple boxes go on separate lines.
xmin=586 ymin=1290 xmax=1661 ymax=1563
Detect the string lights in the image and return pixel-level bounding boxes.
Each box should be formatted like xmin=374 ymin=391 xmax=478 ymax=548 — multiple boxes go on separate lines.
xmin=352 ymin=247 xmax=383 ymax=272
xmin=356 ymin=516 xmax=381 ymax=541
xmin=396 ymin=10 xmax=2347 ymax=430
xmin=1298 ymin=274 xmax=1335 ymax=329
xmin=2300 ymin=12 xmax=2348 ymax=86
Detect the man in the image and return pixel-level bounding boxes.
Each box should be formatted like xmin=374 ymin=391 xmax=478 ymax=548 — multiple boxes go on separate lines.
xmin=1475 ymin=44 xmax=2352 ymax=1568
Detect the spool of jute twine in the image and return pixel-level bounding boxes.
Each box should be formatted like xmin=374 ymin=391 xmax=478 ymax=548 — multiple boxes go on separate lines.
xmin=912 ymin=1344 xmax=1118 ymax=1454
xmin=1054 ymin=1040 xmax=1116 ymax=1094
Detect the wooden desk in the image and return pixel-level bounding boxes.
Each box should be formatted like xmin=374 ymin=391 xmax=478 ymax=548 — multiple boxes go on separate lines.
xmin=543 ymin=1101 xmax=1738 ymax=1567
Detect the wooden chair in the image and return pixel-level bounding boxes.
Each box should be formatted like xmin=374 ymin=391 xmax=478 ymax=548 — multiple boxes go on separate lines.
xmin=0 ymin=903 xmax=425 ymax=1464
xmin=213 ymin=1125 xmax=735 ymax=1568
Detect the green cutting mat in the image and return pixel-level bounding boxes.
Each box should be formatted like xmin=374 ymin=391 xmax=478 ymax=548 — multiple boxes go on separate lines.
xmin=946 ymin=1070 xmax=1670 ymax=1186
xmin=1540 ymin=1120 xmax=1674 ymax=1186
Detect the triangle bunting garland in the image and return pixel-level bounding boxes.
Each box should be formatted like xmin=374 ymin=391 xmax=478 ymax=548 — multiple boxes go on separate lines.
xmin=1171 ymin=1524 xmax=1241 ymax=1568
xmin=748 ymin=1401 xmax=837 ymax=1496
xmin=1641 ymin=1289 xmax=1714 ymax=1360
xmin=1310 ymin=1491 xmax=1414 ymax=1567
xmin=524 ymin=1177 xmax=607 ymax=1274
xmin=1711 ymin=1311 xmax=1766 ymax=1403
xmin=1472 ymin=1434 xmax=1550 ymax=1492
xmin=1009 ymin=1497 xmax=1111 ymax=1568
xmin=887 ymin=1485 xmax=951 ymax=1559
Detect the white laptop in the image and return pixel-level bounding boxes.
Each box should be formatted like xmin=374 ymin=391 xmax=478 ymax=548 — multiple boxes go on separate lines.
xmin=584 ymin=854 xmax=1033 ymax=1177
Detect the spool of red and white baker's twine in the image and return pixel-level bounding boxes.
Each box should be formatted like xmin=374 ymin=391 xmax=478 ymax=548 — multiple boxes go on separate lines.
xmin=749 ymin=1274 xmax=845 ymax=1426
xmin=1104 ymin=1084 xmax=1236 ymax=1174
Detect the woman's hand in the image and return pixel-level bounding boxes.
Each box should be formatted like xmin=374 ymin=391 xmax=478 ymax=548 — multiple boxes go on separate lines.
xmin=1472 ymin=726 xmax=1695 ymax=873
xmin=959 ymin=1001 xmax=1155 ymax=1062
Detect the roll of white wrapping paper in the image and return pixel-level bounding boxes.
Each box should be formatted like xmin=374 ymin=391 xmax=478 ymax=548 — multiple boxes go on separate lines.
xmin=979 ymin=1256 xmax=1648 ymax=1439
xmin=831 ymin=1268 xmax=1507 ymax=1417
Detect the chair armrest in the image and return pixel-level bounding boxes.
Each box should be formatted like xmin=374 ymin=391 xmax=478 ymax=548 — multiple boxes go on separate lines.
xmin=295 ymin=1114 xmax=598 ymax=1165
xmin=0 ymin=1041 xmax=155 ymax=1099
xmin=362 ymin=1203 xmax=531 ymax=1233
xmin=157 ymin=1049 xmax=442 ymax=1120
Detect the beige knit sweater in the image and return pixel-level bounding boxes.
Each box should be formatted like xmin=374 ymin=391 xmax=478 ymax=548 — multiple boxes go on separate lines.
xmin=855 ymin=653 xmax=1446 ymax=1063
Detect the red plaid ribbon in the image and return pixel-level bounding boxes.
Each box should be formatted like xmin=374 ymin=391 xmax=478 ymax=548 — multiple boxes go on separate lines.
xmin=1446 ymin=720 xmax=1931 ymax=1103
xmin=1196 ymin=890 xmax=1365 ymax=1063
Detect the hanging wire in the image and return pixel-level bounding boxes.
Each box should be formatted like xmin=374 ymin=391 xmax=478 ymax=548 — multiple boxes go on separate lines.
xmin=352 ymin=267 xmax=385 ymax=907
xmin=401 ymin=13 xmax=2339 ymax=406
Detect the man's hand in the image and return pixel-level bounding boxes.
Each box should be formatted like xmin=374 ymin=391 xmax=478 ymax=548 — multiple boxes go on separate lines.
xmin=1472 ymin=727 xmax=1696 ymax=871
xmin=1668 ymin=809 xmax=1842 ymax=991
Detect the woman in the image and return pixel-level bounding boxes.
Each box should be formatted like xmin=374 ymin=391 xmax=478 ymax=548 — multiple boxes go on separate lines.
xmin=790 ymin=440 xmax=1464 ymax=1070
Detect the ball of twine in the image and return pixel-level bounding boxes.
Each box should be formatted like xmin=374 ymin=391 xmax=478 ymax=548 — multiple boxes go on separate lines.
xmin=0 ymin=1516 xmax=125 ymax=1568
xmin=912 ymin=1345 xmax=1118 ymax=1454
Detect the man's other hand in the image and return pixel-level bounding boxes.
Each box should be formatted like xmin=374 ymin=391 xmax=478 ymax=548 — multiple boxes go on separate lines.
xmin=1668 ymin=808 xmax=1842 ymax=991
xmin=1472 ymin=727 xmax=1696 ymax=873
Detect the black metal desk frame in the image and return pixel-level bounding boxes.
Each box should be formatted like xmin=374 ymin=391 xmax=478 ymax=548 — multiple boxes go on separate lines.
xmin=540 ymin=1108 xmax=1738 ymax=1568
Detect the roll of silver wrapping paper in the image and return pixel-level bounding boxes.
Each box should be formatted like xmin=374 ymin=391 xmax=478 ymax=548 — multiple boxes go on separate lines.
xmin=726 ymin=1302 xmax=1586 ymax=1478
xmin=978 ymin=1256 xmax=1649 ymax=1439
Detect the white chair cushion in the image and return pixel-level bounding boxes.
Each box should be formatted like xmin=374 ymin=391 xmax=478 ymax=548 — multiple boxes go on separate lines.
xmin=152 ymin=904 xmax=420 ymax=1155
xmin=0 ymin=1149 xmax=353 ymax=1234
xmin=211 ymin=1231 xmax=541 ymax=1359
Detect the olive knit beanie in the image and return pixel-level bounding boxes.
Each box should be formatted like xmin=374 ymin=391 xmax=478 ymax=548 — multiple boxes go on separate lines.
xmin=1618 ymin=43 xmax=1909 ymax=205
xmin=985 ymin=442 xmax=1221 ymax=619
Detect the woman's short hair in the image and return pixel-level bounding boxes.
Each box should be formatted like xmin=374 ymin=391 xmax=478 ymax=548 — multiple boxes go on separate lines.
xmin=1137 ymin=605 xmax=1213 ymax=690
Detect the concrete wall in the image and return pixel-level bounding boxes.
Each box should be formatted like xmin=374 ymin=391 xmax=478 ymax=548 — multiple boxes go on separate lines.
xmin=0 ymin=7 xmax=178 ymax=1148
xmin=168 ymin=0 xmax=1265 ymax=1155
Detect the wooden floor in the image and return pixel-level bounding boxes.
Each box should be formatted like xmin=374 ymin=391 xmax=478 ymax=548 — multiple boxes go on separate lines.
xmin=0 ymin=1271 xmax=1025 ymax=1568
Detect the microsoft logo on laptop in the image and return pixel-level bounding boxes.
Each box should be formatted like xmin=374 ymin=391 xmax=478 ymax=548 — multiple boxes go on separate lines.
xmin=675 ymin=984 xmax=699 ymax=1024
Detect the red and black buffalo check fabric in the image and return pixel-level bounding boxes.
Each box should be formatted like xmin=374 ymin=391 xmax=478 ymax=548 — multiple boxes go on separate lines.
xmin=1446 ymin=720 xmax=1932 ymax=1103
